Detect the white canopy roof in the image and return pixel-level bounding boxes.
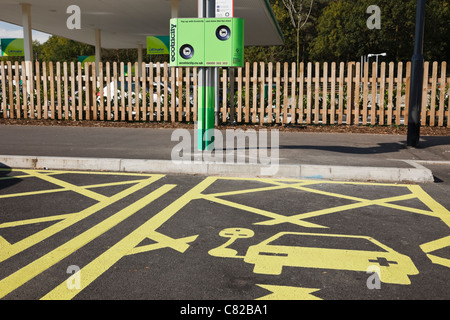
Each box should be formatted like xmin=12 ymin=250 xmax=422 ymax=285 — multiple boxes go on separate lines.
xmin=0 ymin=0 xmax=284 ymax=49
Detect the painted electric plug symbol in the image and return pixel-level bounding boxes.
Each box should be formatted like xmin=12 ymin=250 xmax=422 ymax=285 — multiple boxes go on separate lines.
xmin=208 ymin=228 xmax=254 ymax=258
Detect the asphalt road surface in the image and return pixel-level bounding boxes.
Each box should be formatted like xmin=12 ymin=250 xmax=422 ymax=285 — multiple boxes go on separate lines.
xmin=1 ymin=166 xmax=449 ymax=307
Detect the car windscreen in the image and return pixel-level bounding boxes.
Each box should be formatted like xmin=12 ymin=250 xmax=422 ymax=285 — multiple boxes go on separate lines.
xmin=268 ymin=233 xmax=387 ymax=252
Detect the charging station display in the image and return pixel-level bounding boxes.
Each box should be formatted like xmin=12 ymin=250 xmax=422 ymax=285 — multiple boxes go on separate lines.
xmin=170 ymin=17 xmax=244 ymax=67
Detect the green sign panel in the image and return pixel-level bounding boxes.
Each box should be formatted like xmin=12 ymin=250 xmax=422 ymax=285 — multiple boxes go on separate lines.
xmin=77 ymin=55 xmax=95 ymax=63
xmin=169 ymin=18 xmax=244 ymax=67
xmin=1 ymin=38 xmax=24 ymax=57
xmin=147 ymin=36 xmax=170 ymax=55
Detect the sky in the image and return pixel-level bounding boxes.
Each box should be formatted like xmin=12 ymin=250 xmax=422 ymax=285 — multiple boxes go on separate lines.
xmin=0 ymin=21 xmax=51 ymax=44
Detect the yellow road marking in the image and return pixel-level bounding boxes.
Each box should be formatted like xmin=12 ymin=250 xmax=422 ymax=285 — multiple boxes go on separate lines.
xmin=256 ymin=284 xmax=322 ymax=300
xmin=128 ymin=234 xmax=199 ymax=255
xmin=0 ymin=174 xmax=164 ymax=263
xmin=0 ymin=179 xmax=149 ymax=200
xmin=1 ymin=171 xmax=450 ymax=300
xmin=0 ymin=213 xmax=76 ymax=229
xmin=202 ymin=194 xmax=327 ymax=229
xmin=0 ymin=188 xmax=67 ymax=199
xmin=22 ymin=169 xmax=108 ymax=202
xmin=420 ymin=236 xmax=450 ymax=268
xmin=421 ymin=235 xmax=450 ymax=253
xmin=206 ymin=181 xmax=317 ymax=198
xmin=408 ymin=185 xmax=450 ymax=227
xmin=0 ymin=183 xmax=174 ymax=299
xmin=41 ymin=178 xmax=217 ymax=300
xmin=0 ymin=236 xmax=10 ymax=250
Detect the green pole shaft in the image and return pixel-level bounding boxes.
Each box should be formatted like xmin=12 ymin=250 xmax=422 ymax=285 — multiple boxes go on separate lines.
xmin=197 ymin=0 xmax=216 ymax=151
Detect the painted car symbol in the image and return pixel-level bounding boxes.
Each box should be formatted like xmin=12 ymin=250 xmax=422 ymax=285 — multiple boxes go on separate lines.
xmin=243 ymin=232 xmax=419 ymax=285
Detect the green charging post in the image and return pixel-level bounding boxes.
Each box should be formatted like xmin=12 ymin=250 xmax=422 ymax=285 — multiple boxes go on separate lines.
xmin=169 ymin=17 xmax=244 ymax=150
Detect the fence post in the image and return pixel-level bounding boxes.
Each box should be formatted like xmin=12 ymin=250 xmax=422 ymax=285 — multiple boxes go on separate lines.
xmin=42 ymin=62 xmax=48 ymax=120
xmin=314 ymin=62 xmax=320 ymax=124
xmin=7 ymin=62 xmax=13 ymax=118
xmin=346 ymin=62 xmax=354 ymax=125
xmin=291 ymin=62 xmax=296 ymax=124
xmin=0 ymin=62 xmax=6 ymax=118
xmin=322 ymin=62 xmax=328 ymax=125
xmin=63 ymin=62 xmax=69 ymax=120
xmin=379 ymin=62 xmax=387 ymax=125
xmin=438 ymin=62 xmax=447 ymax=127
xmin=275 ymin=62 xmax=281 ymax=124
xmin=330 ymin=62 xmax=336 ymax=125
xmin=252 ymin=62 xmax=258 ymax=123
xmin=362 ymin=62 xmax=369 ymax=125
xmin=429 ymin=61 xmax=438 ymax=126
xmin=387 ymin=62 xmax=394 ymax=125
xmin=260 ymin=62 xmax=265 ymax=125
xmin=420 ymin=61 xmax=429 ymax=126
xmin=77 ymin=62 xmax=82 ymax=121
xmin=237 ymin=66 xmax=242 ymax=123
xmin=298 ymin=62 xmax=304 ymax=124
xmin=267 ymin=62 xmax=273 ymax=124
xmin=222 ymin=68 xmax=228 ymax=123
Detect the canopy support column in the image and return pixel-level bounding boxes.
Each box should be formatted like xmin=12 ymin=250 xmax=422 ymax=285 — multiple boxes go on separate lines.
xmin=95 ymin=29 xmax=102 ymax=72
xmin=21 ymin=3 xmax=33 ymax=94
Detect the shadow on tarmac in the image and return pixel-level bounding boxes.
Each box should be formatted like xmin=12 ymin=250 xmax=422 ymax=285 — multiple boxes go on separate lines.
xmin=0 ymin=163 xmax=22 ymax=191
xmin=280 ymin=136 xmax=449 ymax=154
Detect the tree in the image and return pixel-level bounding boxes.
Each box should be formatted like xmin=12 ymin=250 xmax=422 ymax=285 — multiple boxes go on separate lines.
xmin=309 ymin=0 xmax=450 ymax=62
xmin=39 ymin=36 xmax=94 ymax=62
xmin=282 ymin=0 xmax=314 ymax=69
xmin=245 ymin=0 xmax=327 ymax=63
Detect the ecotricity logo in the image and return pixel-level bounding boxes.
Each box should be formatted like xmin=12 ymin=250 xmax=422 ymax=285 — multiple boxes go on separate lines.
xmin=170 ymin=23 xmax=176 ymax=63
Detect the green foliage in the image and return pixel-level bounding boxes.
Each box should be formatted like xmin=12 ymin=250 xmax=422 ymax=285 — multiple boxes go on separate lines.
xmin=1 ymin=1 xmax=449 ymax=64
xmin=245 ymin=0 xmax=450 ymax=63
xmin=37 ymin=36 xmax=94 ymax=62
xmin=308 ymin=0 xmax=450 ymax=62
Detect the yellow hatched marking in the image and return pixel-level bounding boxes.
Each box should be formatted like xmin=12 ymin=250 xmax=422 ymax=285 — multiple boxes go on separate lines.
xmin=258 ymin=193 xmax=422 ymax=226
xmin=408 ymin=185 xmax=450 ymax=227
xmin=0 ymin=174 xmax=164 ymax=263
xmin=0 ymin=188 xmax=67 ymax=199
xmin=206 ymin=181 xmax=318 ymax=198
xmin=295 ymin=185 xmax=439 ymax=216
xmin=420 ymin=236 xmax=450 ymax=269
xmin=0 ymin=168 xmax=155 ymax=177
xmin=202 ymin=194 xmax=327 ymax=228
xmin=0 ymin=213 xmax=76 ymax=229
xmin=1 ymin=173 xmax=448 ymax=299
xmin=0 ymin=180 xmax=153 ymax=228
xmin=0 ymin=183 xmax=174 ymax=299
xmin=421 ymin=235 xmax=450 ymax=254
xmin=0 ymin=171 xmax=63 ymax=181
xmin=0 ymin=236 xmax=10 ymax=249
xmin=0 ymin=179 xmax=148 ymax=200
xmin=22 ymin=169 xmax=108 ymax=202
xmin=128 ymin=233 xmax=199 ymax=255
xmin=42 ymin=177 xmax=217 ymax=300
xmin=256 ymin=284 xmax=322 ymax=300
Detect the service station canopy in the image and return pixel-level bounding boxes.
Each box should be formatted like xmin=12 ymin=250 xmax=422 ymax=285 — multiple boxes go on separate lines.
xmin=0 ymin=0 xmax=284 ymax=49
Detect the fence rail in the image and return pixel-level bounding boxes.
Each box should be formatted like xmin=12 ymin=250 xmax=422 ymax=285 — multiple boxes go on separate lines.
xmin=0 ymin=60 xmax=448 ymax=126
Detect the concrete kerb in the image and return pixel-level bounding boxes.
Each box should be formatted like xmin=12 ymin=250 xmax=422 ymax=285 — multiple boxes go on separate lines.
xmin=0 ymin=155 xmax=435 ymax=183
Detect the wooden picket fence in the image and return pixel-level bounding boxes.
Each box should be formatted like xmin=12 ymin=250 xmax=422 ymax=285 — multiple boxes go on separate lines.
xmin=0 ymin=60 xmax=448 ymax=126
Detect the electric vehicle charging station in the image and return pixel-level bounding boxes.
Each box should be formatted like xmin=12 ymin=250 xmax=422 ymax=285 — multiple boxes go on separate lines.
xmin=170 ymin=18 xmax=244 ymax=67
xmin=170 ymin=16 xmax=244 ymax=150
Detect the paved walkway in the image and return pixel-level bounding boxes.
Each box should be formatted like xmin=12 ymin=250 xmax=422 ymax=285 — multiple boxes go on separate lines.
xmin=0 ymin=125 xmax=448 ymax=182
